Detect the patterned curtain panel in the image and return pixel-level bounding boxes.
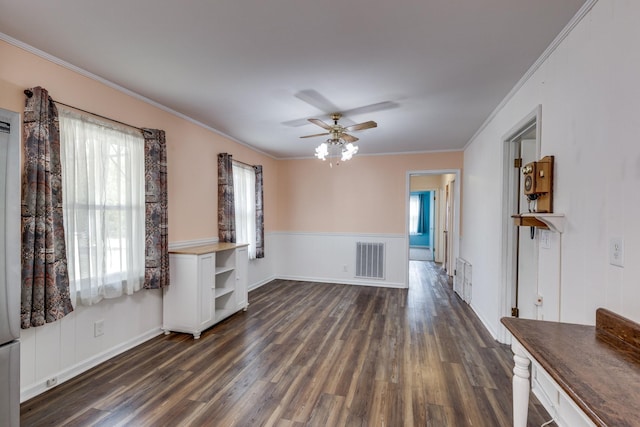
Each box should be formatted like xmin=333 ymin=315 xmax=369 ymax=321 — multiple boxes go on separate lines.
xmin=254 ymin=165 xmax=265 ymax=258
xmin=142 ymin=129 xmax=169 ymax=289
xmin=21 ymin=87 xmax=74 ymax=328
xmin=218 ymin=153 xmax=236 ymax=242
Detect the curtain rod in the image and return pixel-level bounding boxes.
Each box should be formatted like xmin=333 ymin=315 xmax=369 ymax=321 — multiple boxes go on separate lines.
xmin=232 ymin=158 xmax=256 ymax=168
xmin=24 ymin=89 xmax=146 ymax=133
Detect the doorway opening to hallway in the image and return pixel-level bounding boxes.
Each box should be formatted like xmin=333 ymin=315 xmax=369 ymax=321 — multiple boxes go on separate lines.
xmin=406 ymin=169 xmax=460 ymax=289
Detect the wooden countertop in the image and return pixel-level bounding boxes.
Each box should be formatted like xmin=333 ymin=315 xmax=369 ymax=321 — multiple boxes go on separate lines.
xmin=502 ymin=312 xmax=640 ymax=427
xmin=169 ymin=242 xmax=249 ymax=255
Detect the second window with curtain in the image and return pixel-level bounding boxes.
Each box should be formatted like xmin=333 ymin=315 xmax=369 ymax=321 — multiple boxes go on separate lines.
xmin=232 ymin=161 xmax=257 ymax=259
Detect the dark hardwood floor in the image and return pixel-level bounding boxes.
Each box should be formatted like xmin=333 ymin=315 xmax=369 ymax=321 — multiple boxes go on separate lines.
xmin=21 ymin=261 xmax=553 ymax=426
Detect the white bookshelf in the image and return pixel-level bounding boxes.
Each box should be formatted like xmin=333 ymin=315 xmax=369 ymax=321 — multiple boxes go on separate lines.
xmin=163 ymin=242 xmax=249 ymax=339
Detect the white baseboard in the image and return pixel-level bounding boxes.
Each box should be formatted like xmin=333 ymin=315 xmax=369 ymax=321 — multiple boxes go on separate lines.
xmin=469 ymin=302 xmax=499 ymax=341
xmin=249 ymin=274 xmax=406 ymax=292
xmin=20 ymin=327 xmax=164 ymax=403
xmin=276 ymin=275 xmax=406 ymax=289
xmin=248 ymin=275 xmax=277 ymax=291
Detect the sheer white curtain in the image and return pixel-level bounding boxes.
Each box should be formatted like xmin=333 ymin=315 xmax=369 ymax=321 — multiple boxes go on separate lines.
xmin=59 ymin=107 xmax=145 ymax=306
xmin=409 ymin=194 xmax=420 ymax=235
xmin=232 ymin=163 xmax=256 ymax=259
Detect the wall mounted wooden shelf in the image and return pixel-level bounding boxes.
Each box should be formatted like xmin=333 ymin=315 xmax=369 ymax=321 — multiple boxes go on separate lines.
xmin=512 ymin=213 xmax=565 ymax=233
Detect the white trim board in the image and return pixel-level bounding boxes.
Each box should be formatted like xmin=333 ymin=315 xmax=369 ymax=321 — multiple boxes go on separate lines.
xmin=464 ymin=0 xmax=599 ymax=150
xmin=169 ymin=237 xmax=218 ymax=250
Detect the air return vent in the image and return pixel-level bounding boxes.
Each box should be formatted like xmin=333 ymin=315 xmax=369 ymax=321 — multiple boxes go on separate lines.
xmin=455 ymin=258 xmax=472 ymax=304
xmin=355 ymin=242 xmax=385 ymax=279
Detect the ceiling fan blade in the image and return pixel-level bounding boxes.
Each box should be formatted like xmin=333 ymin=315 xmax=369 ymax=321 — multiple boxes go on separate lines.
xmin=344 ymin=121 xmax=377 ymax=132
xmin=282 ymin=117 xmax=313 ymax=127
xmin=300 ymin=132 xmax=330 ymax=139
xmin=341 ymin=133 xmax=359 ymax=143
xmin=295 ymin=89 xmax=340 ymax=113
xmin=308 ymin=118 xmax=333 ymax=130
xmin=341 ymin=101 xmax=399 ymax=117
xmin=284 ymin=90 xmax=397 ymax=127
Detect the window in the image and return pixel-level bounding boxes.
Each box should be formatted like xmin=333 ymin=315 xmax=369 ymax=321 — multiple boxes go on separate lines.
xmin=232 ymin=162 xmax=257 ymax=259
xmin=59 ymin=107 xmax=145 ymax=306
xmin=409 ymin=194 xmax=421 ymax=235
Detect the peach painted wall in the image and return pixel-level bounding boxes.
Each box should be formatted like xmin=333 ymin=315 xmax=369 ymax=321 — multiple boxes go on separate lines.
xmin=410 ymin=174 xmax=443 ymax=191
xmin=0 ymin=39 xmax=278 ymax=242
xmin=276 ymin=152 xmax=463 ymax=234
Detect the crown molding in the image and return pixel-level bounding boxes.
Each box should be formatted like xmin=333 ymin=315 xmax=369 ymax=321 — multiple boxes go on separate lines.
xmin=0 ymin=32 xmax=276 ymax=160
xmin=464 ymin=0 xmax=599 ymax=149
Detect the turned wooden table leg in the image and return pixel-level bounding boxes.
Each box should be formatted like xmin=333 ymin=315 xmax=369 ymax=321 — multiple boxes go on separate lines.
xmin=512 ymin=340 xmax=531 ymax=427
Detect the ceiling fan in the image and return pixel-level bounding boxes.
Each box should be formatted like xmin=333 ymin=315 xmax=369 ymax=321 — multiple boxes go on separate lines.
xmin=300 ymin=113 xmax=377 ymax=143
xmin=283 ymin=89 xmax=397 ymax=127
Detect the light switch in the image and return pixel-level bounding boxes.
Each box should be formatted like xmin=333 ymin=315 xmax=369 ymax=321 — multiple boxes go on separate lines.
xmin=540 ymin=230 xmax=551 ymax=249
xmin=609 ymin=237 xmax=624 ymax=267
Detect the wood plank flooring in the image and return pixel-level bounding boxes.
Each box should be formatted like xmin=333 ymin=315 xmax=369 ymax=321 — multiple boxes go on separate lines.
xmin=21 ymin=261 xmax=554 ymax=426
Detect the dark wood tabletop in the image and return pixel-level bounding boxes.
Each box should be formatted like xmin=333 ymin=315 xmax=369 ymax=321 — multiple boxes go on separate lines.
xmin=502 ymin=309 xmax=640 ymax=427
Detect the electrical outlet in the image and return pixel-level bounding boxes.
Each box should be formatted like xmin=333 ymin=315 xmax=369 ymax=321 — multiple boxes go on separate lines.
xmin=94 ymin=319 xmax=104 ymax=337
xmin=610 ymin=237 xmax=624 ymax=267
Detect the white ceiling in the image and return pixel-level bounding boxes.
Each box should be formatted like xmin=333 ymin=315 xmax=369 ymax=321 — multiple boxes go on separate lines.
xmin=0 ymin=0 xmax=586 ymax=159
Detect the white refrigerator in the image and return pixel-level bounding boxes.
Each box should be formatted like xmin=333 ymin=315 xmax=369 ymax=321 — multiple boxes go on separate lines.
xmin=0 ymin=108 xmax=21 ymax=427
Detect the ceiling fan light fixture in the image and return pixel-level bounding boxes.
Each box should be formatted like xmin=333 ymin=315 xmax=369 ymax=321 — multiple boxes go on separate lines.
xmin=341 ymin=142 xmax=358 ymax=161
xmin=303 ymin=112 xmax=374 ymax=165
xmin=315 ymin=142 xmax=329 ymax=160
xmin=314 ymin=138 xmax=359 ymax=165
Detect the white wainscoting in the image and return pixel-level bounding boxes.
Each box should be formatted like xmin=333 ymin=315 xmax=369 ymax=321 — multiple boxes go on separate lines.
xmin=20 ymin=289 xmax=163 ymax=402
xmin=272 ymin=232 xmax=408 ymax=288
xmin=172 ymin=232 xmax=408 ymax=289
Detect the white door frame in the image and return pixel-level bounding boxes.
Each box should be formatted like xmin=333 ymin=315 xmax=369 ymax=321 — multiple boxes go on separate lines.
xmin=498 ymin=105 xmax=542 ymax=343
xmin=406 ymin=169 xmax=461 ymax=288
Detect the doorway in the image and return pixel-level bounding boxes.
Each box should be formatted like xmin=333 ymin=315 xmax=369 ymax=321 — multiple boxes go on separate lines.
xmin=406 ymin=170 xmax=460 ymax=288
xmin=409 ymin=190 xmax=435 ymax=262
xmin=499 ymin=106 xmax=541 ymax=339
